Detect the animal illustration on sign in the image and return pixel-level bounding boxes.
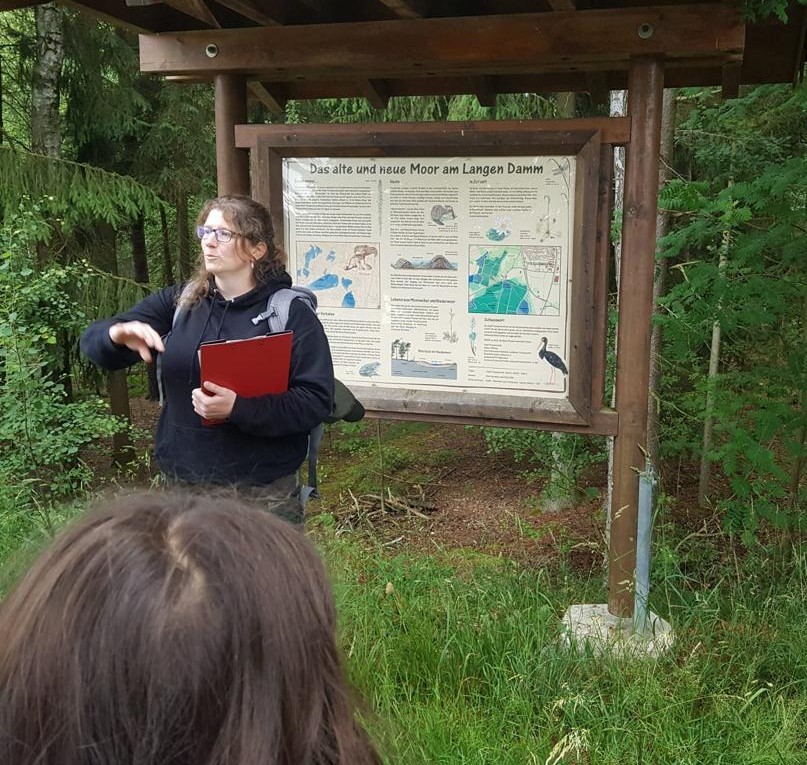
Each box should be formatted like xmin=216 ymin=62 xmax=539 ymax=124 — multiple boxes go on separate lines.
xmin=430 ymin=204 xmax=456 ymax=226
xmin=538 ymin=336 xmax=568 ymax=384
xmin=345 ymin=244 xmax=378 ymax=270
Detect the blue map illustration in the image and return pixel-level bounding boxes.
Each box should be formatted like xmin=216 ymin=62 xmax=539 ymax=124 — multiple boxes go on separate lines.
xmin=296 ymin=242 xmax=380 ymax=309
xmin=468 ymin=245 xmax=561 ymax=316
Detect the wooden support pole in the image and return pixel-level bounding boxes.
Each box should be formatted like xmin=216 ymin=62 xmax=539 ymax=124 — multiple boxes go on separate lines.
xmin=214 ymin=73 xmax=249 ymax=195
xmin=608 ymin=55 xmax=664 ymax=618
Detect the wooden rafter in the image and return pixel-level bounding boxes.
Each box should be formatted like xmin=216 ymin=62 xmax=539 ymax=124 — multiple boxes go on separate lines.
xmin=471 ymin=76 xmax=497 ymax=108
xmin=139 ymin=5 xmax=745 ymax=79
xmin=375 ymin=0 xmax=427 ymax=19
xmin=546 ymin=0 xmax=576 ymax=10
xmin=721 ymin=63 xmax=741 ymax=99
xmin=160 ymin=0 xmax=220 ymax=27
xmin=361 ymin=79 xmax=390 ymax=109
xmin=215 ymin=0 xmax=284 ymax=26
xmin=248 ymin=80 xmax=286 ymax=116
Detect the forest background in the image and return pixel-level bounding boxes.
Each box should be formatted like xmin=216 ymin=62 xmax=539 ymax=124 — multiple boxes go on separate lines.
xmin=0 ymin=2 xmax=806 ymax=763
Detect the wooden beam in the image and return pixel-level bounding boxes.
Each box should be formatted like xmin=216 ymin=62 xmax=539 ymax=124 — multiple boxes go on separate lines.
xmin=546 ymin=0 xmax=576 ymax=10
xmin=139 ymin=5 xmax=745 ymax=79
xmin=215 ymin=74 xmax=249 ymax=195
xmin=586 ymin=71 xmax=610 ymax=112
xmin=234 ymin=117 xmax=632 ymax=151
xmin=608 ymin=55 xmax=665 ymax=619
xmin=361 ymin=79 xmax=390 ymax=110
xmin=215 ymin=0 xmax=284 ymax=26
xmin=721 ymin=63 xmax=741 ymax=99
xmin=164 ymin=0 xmax=219 ymax=27
xmin=375 ymin=0 xmax=427 ymax=19
xmin=472 ymin=76 xmax=497 ymax=108
xmin=248 ymin=80 xmax=286 ymax=117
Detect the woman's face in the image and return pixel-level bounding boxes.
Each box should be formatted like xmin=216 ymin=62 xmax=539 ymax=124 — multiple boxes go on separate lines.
xmin=199 ymin=208 xmax=266 ymax=283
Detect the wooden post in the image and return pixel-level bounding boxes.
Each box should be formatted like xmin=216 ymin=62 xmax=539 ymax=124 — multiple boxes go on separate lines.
xmin=214 ymin=74 xmax=249 ymax=195
xmin=608 ymin=56 xmax=664 ymax=618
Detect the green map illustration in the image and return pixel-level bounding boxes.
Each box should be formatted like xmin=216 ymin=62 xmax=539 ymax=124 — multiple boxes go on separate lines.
xmin=468 ymin=245 xmax=562 ymax=316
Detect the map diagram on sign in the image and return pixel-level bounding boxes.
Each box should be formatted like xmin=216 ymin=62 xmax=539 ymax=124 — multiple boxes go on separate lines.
xmin=296 ymin=241 xmax=381 ymax=309
xmin=468 ymin=245 xmax=562 ymax=316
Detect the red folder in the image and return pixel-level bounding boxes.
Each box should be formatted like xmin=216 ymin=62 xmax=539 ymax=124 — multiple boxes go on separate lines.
xmin=198 ymin=331 xmax=293 ymax=425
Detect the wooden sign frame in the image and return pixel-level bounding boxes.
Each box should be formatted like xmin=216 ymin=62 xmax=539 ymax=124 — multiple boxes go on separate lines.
xmin=236 ymin=120 xmax=613 ymax=431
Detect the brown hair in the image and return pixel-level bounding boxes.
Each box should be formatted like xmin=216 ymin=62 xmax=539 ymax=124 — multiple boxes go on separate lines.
xmin=0 ymin=490 xmax=381 ymax=765
xmin=182 ymin=195 xmax=288 ymax=308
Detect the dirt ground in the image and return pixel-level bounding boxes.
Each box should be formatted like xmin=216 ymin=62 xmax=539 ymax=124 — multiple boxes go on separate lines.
xmin=124 ymin=398 xmax=612 ymax=572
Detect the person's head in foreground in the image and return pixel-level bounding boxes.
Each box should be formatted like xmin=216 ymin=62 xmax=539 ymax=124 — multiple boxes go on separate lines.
xmin=0 ymin=490 xmax=380 ymax=765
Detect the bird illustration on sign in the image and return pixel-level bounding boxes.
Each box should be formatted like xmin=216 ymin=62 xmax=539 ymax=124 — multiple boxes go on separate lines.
xmin=538 ymin=336 xmax=568 ymax=385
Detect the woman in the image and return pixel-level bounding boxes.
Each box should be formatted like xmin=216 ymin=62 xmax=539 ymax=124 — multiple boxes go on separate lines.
xmin=0 ymin=490 xmax=381 ymax=765
xmin=81 ymin=195 xmax=333 ymax=524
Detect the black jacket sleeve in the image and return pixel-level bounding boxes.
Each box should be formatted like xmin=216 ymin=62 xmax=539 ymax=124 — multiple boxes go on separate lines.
xmin=228 ymin=300 xmax=334 ymax=438
xmin=79 ymin=286 xmax=179 ymax=371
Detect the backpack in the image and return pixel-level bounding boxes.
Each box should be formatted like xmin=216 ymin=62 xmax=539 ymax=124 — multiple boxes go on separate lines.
xmin=158 ymin=285 xmax=364 ymax=503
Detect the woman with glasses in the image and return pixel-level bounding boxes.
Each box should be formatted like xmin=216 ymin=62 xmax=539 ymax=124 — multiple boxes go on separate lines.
xmin=80 ymin=195 xmax=334 ymax=525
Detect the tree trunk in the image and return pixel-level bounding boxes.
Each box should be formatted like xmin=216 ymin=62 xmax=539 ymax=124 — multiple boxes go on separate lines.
xmin=647 ymin=89 xmax=677 ymax=477
xmin=31 ymin=2 xmax=64 ymax=159
xmin=160 ymin=204 xmax=175 ymax=286
xmin=131 ymin=215 xmax=150 ymax=286
xmin=786 ymin=288 xmax=807 ymax=525
xmin=542 ymin=91 xmax=578 ymax=512
xmin=131 ymin=215 xmax=160 ymax=400
xmin=176 ymin=191 xmax=192 ymax=280
xmin=0 ymin=50 xmax=5 ymax=145
xmin=91 ymin=222 xmax=133 ymax=466
xmin=697 ymin=249 xmax=729 ymax=507
xmin=605 ymin=89 xmax=627 ymax=539
xmin=32 ymin=2 xmax=70 ymax=396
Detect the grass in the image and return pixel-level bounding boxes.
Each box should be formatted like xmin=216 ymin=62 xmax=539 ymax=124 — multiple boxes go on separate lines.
xmin=1 ymin=416 xmax=805 ymax=764
xmin=314 ymin=527 xmax=807 ymax=764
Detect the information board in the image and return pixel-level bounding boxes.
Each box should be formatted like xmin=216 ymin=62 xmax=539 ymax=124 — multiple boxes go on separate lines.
xmin=283 ymin=155 xmax=575 ymax=401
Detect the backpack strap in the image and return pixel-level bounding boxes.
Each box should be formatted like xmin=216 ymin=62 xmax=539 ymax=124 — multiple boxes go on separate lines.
xmin=251 ymin=286 xmax=318 ymax=334
xmin=156 ymin=293 xmax=186 ymax=407
xmin=252 ymin=286 xmax=324 ymax=506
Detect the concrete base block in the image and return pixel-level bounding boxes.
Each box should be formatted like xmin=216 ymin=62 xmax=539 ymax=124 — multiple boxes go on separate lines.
xmin=560 ymin=603 xmax=674 ymax=658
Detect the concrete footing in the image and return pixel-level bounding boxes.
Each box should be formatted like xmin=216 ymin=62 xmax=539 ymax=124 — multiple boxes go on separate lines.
xmin=560 ymin=603 xmax=674 ymax=658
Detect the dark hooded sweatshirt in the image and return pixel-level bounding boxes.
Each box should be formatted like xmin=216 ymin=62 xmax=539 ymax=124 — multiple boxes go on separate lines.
xmin=80 ymin=273 xmax=334 ymax=486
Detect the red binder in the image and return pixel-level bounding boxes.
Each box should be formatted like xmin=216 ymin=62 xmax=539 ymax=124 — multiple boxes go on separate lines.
xmin=198 ymin=331 xmax=293 ymax=425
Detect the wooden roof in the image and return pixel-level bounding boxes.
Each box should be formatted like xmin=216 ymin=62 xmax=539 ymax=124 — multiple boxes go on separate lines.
xmin=4 ymin=1 xmax=805 ymax=104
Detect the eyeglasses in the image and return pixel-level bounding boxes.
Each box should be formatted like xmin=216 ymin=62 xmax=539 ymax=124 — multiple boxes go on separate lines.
xmin=196 ymin=226 xmax=239 ymax=244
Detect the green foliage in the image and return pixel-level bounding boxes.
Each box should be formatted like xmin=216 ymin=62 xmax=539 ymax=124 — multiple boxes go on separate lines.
xmin=657 ymin=82 xmax=807 ymax=530
xmin=0 ymin=203 xmax=126 ymax=516
xmin=479 ymin=426 xmax=605 ymax=500
xmin=287 ymin=92 xmax=554 ymax=125
xmin=0 ymin=147 xmax=166 ymax=227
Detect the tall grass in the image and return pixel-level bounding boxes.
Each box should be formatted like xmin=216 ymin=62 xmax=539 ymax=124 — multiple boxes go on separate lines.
xmin=1 ymin=496 xmax=804 ymax=764
xmin=318 ymin=532 xmax=807 ymax=764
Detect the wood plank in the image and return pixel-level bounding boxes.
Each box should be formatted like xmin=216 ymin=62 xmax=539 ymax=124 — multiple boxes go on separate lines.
xmin=215 ymin=74 xmax=249 ymax=194
xmin=58 ymin=0 xmax=204 ymax=33
xmin=248 ymin=80 xmax=286 ymax=117
xmin=590 ymin=144 xmax=613 ymax=411
xmin=608 ymin=55 xmax=665 ymax=618
xmin=721 ymin=63 xmax=741 ymax=99
xmin=235 ymin=117 xmax=631 ymax=148
xmin=164 ymin=0 xmax=220 ymax=27
xmin=366 ymin=407 xmax=619 ymax=436
xmin=361 ymin=79 xmax=390 ymax=110
xmin=139 ymin=5 xmax=745 ymax=78
xmin=215 ymin=0 xmax=285 ymax=26
xmin=472 ymin=76 xmax=497 ymax=108
xmin=375 ymin=0 xmax=427 ymax=19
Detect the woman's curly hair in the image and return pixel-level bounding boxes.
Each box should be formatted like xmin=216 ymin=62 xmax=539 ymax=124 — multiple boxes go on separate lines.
xmin=180 ymin=195 xmax=288 ymax=308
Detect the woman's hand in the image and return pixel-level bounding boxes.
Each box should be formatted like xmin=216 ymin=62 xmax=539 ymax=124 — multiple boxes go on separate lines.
xmin=192 ymin=381 xmax=237 ymax=422
xmin=108 ymin=321 xmax=165 ymax=363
